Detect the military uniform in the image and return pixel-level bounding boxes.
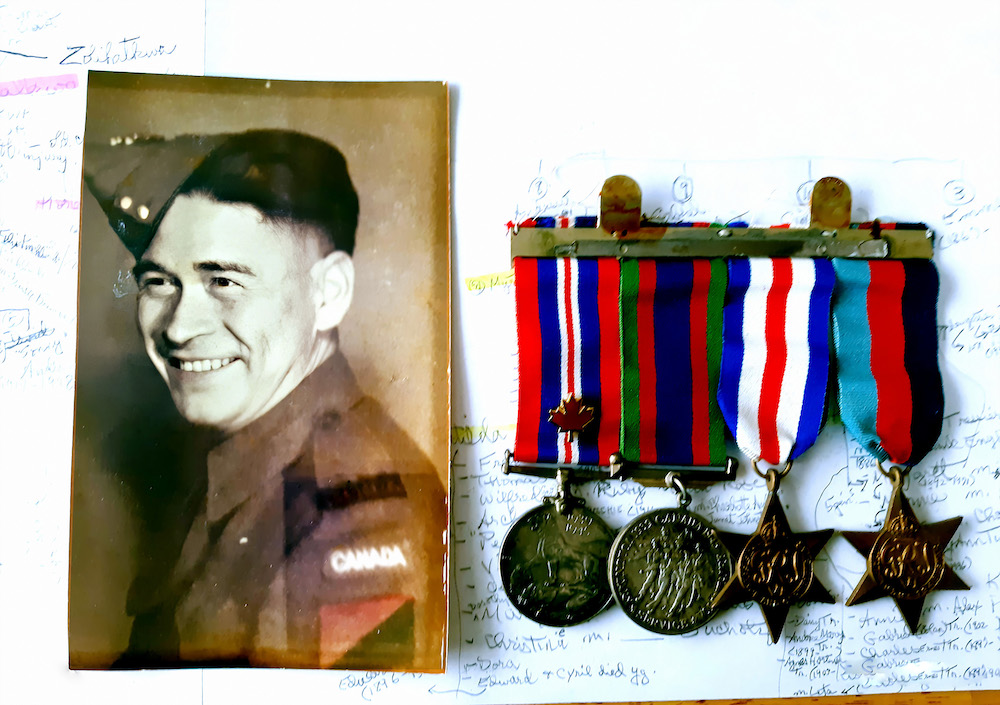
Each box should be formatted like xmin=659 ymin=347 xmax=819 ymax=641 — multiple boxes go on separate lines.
xmin=80 ymin=129 xmax=446 ymax=670
xmin=116 ymin=353 xmax=447 ymax=670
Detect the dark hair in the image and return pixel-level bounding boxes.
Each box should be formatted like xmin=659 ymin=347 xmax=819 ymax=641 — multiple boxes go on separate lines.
xmin=174 ymin=130 xmax=359 ymax=255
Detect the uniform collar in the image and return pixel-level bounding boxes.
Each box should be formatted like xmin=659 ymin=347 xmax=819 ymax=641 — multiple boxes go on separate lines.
xmin=204 ymin=351 xmax=361 ymax=523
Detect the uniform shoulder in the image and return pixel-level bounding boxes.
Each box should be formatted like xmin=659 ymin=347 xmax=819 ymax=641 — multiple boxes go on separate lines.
xmin=310 ymin=394 xmax=441 ymax=485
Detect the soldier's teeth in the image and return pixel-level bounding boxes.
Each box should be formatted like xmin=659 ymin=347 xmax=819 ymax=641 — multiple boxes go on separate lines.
xmin=179 ymin=358 xmax=234 ymax=372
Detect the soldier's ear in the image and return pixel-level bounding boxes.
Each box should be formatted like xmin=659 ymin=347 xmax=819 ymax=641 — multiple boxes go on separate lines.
xmin=312 ymin=250 xmax=354 ymax=332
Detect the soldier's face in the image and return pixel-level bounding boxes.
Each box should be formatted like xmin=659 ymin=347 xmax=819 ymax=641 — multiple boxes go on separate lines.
xmin=135 ymin=195 xmax=332 ymax=432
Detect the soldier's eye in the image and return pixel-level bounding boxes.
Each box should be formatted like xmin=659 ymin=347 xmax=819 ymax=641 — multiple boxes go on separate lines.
xmin=138 ymin=275 xmax=175 ymax=293
xmin=211 ymin=276 xmax=238 ymax=288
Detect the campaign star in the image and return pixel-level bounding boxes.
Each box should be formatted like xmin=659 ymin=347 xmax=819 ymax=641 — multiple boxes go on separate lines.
xmin=548 ymin=396 xmax=595 ymax=433
xmin=713 ymin=489 xmax=834 ymax=643
xmin=843 ymin=482 xmax=968 ymax=633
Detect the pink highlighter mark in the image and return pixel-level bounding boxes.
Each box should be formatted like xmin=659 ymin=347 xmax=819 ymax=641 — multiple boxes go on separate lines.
xmin=0 ymin=74 xmax=79 ymax=98
xmin=36 ymin=198 xmax=81 ymax=211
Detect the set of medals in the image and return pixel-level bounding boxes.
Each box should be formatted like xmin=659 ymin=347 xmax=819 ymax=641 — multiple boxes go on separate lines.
xmin=500 ymin=457 xmax=843 ymax=642
xmin=500 ymin=177 xmax=969 ymax=643
xmin=500 ymin=457 xmax=968 ymax=641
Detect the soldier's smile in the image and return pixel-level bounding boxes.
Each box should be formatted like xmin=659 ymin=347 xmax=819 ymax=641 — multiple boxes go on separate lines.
xmin=168 ymin=356 xmax=237 ymax=373
xmin=135 ymin=195 xmax=334 ymax=432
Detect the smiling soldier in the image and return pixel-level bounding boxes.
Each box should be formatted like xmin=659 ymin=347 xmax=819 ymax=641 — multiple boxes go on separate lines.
xmin=81 ymin=129 xmax=447 ymax=670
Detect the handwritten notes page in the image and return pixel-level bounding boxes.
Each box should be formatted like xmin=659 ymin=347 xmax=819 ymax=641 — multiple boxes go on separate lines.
xmin=0 ymin=2 xmax=205 ymax=702
xmin=439 ymin=156 xmax=1000 ymax=703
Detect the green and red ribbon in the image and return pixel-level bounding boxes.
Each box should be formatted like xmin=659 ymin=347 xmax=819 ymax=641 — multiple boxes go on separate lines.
xmin=619 ymin=259 xmax=727 ymax=465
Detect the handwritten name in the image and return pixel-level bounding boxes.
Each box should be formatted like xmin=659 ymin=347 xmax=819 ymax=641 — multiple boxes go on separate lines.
xmin=60 ymin=36 xmax=177 ymax=66
xmin=337 ymin=671 xmax=422 ymax=702
xmin=484 ymin=631 xmax=569 ymax=654
xmin=3 ymin=324 xmax=54 ymax=352
xmin=452 ymin=421 xmax=514 ymax=445
xmin=1 ymin=229 xmax=67 ymax=267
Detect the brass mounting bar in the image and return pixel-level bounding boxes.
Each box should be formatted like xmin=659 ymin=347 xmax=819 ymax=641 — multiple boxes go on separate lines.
xmin=503 ymin=451 xmax=738 ymax=489
xmin=510 ymin=175 xmax=934 ymax=260
xmin=511 ymin=224 xmax=934 ymax=260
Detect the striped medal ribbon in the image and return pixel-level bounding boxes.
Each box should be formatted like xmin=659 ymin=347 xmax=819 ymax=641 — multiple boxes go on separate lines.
xmin=513 ymin=257 xmax=728 ymax=467
xmin=831 ymin=259 xmax=943 ymax=466
xmin=612 ymin=258 xmax=735 ymax=637
xmin=513 ymin=257 xmax=622 ymax=465
xmin=508 ymin=256 xmax=621 ymax=626
xmin=712 ymin=257 xmax=837 ymax=643
xmin=831 ymin=259 xmax=966 ymax=633
xmin=618 ymin=259 xmax=728 ymax=465
xmin=718 ymin=257 xmax=836 ymax=465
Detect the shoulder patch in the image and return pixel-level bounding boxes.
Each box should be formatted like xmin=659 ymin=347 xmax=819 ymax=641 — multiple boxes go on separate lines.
xmin=327 ymin=544 xmax=409 ymax=575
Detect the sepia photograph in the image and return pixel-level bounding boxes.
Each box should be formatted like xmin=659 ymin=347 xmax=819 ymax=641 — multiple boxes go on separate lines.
xmin=69 ymin=73 xmax=450 ymax=671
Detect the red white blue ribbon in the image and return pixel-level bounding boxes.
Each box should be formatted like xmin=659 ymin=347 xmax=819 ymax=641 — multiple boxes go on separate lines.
xmin=718 ymin=258 xmax=835 ymax=465
xmin=831 ymin=259 xmax=943 ymax=466
xmin=513 ymin=257 xmax=621 ymax=465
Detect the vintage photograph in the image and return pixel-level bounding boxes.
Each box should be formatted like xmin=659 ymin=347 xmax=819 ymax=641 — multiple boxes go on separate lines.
xmin=69 ymin=73 xmax=450 ymax=671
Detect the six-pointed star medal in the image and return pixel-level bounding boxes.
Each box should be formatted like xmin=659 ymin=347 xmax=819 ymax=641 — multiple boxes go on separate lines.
xmin=713 ymin=490 xmax=834 ymax=643
xmin=843 ymin=481 xmax=968 ymax=633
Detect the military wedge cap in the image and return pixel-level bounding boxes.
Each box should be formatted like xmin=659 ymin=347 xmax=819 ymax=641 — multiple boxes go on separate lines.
xmin=84 ymin=129 xmax=359 ymax=258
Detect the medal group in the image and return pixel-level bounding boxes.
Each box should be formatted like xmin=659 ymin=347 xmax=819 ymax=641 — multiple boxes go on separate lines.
xmin=500 ymin=176 xmax=968 ymax=643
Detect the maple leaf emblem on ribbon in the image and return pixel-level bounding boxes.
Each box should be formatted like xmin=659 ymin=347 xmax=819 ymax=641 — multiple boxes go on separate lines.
xmin=548 ymin=396 xmax=595 ymax=433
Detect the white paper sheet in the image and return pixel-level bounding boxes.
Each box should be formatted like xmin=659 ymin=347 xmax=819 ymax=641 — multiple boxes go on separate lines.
xmin=439 ymin=154 xmax=1000 ymax=703
xmin=2 ymin=1 xmax=999 ymax=703
xmin=0 ymin=2 xmax=205 ymax=702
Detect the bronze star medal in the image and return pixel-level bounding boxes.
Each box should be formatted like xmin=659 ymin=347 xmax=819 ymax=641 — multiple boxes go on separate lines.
xmin=713 ymin=470 xmax=834 ymax=643
xmin=843 ymin=467 xmax=968 ymax=633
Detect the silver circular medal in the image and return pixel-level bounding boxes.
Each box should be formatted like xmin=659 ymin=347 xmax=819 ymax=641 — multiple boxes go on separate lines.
xmin=500 ymin=502 xmax=616 ymax=627
xmin=609 ymin=507 xmax=731 ymax=634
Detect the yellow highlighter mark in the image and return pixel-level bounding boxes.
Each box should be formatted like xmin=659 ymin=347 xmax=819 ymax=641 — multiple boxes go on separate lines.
xmin=465 ymin=269 xmax=514 ymax=293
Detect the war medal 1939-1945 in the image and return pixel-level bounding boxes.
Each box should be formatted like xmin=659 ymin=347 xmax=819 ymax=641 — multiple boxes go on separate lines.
xmin=500 ymin=471 xmax=616 ymax=627
xmin=504 ymin=251 xmax=628 ymax=627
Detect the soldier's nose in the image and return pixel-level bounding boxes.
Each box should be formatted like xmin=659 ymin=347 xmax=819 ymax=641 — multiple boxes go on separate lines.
xmin=162 ymin=289 xmax=215 ymax=346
